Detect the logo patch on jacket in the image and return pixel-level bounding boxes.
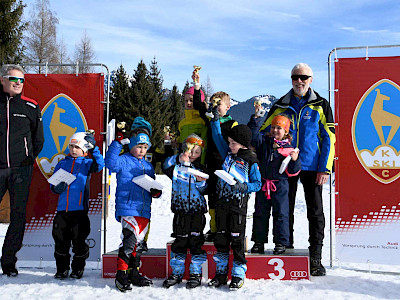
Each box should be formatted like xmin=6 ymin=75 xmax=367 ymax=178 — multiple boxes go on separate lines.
xmin=13 ymin=113 xmax=27 ymax=118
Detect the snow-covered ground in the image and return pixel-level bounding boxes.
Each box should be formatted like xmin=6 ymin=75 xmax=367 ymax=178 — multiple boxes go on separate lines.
xmin=0 ymin=174 xmax=400 ymax=300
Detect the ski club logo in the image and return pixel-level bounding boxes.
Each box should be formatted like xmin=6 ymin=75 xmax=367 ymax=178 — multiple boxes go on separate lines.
xmin=36 ymin=93 xmax=87 ymax=179
xmin=352 ymin=79 xmax=400 ymax=184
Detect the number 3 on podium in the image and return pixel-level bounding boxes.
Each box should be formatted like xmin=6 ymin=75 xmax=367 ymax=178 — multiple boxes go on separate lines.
xmin=268 ymin=258 xmax=285 ymax=279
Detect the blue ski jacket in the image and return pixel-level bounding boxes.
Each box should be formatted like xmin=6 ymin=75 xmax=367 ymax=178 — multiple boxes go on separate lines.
xmin=52 ymin=145 xmax=104 ymax=212
xmin=105 ymin=141 xmax=155 ymax=221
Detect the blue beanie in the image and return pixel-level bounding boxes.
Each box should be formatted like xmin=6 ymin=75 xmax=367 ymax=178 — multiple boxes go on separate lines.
xmin=131 ymin=117 xmax=152 ymax=137
xmin=129 ymin=133 xmax=152 ymax=150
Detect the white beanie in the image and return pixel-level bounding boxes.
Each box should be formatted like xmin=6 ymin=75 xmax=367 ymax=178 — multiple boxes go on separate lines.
xmin=69 ymin=132 xmax=89 ymax=152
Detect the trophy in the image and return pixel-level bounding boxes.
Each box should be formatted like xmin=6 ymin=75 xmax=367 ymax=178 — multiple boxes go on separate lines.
xmin=254 ymin=99 xmax=266 ymax=117
xmin=86 ymin=129 xmax=95 ymax=135
xmin=164 ymin=126 xmax=172 ymax=145
xmin=192 ymin=65 xmax=201 ymax=85
xmin=205 ymin=96 xmax=221 ymax=119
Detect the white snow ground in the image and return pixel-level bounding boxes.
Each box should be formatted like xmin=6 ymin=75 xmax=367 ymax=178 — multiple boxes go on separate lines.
xmin=0 ymin=174 xmax=400 ymax=300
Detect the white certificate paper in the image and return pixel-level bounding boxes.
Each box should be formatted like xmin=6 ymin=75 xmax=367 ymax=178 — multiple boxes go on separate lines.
xmin=47 ymin=168 xmax=76 ymax=186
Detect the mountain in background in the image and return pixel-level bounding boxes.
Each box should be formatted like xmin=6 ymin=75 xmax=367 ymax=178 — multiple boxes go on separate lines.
xmin=229 ymin=94 xmax=277 ymax=124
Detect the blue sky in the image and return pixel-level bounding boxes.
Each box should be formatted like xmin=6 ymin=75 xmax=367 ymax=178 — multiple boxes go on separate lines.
xmin=23 ymin=0 xmax=400 ymax=101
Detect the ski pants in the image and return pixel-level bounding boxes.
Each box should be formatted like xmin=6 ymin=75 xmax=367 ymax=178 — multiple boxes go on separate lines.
xmin=0 ymin=165 xmax=33 ymax=269
xmin=52 ymin=210 xmax=90 ymax=272
xmin=117 ymin=216 xmax=149 ymax=271
xmin=213 ymin=202 xmax=247 ymax=277
xmin=288 ymin=171 xmax=325 ymax=253
xmin=170 ymin=212 xmax=206 ymax=275
xmin=251 ymin=179 xmax=290 ymax=246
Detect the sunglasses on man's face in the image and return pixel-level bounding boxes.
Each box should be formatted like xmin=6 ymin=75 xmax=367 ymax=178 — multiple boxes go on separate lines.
xmin=291 ymin=75 xmax=312 ymax=81
xmin=3 ymin=76 xmax=25 ymax=83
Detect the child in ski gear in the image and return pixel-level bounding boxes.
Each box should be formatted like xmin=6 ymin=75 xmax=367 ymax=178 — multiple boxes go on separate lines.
xmin=209 ymin=112 xmax=262 ymax=290
xmin=249 ymin=114 xmax=301 ymax=255
xmin=162 ymin=134 xmax=208 ymax=289
xmin=177 ymin=87 xmax=208 ymax=164
xmin=192 ymin=71 xmax=238 ymax=242
xmin=50 ymin=131 xmax=104 ymax=279
xmin=105 ymin=121 xmax=161 ymax=292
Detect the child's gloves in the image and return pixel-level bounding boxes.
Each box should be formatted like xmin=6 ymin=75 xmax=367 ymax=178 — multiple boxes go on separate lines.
xmin=84 ymin=133 xmax=96 ymax=151
xmin=150 ymin=188 xmax=162 ymax=198
xmin=211 ymin=105 xmax=220 ymax=122
xmin=52 ymin=182 xmax=68 ymax=194
xmin=232 ymin=179 xmax=247 ymax=193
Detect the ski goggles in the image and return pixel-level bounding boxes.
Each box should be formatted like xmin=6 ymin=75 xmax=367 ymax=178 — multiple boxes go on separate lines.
xmin=291 ymin=75 xmax=312 ymax=81
xmin=3 ymin=76 xmax=25 ymax=83
xmin=185 ymin=136 xmax=204 ymax=148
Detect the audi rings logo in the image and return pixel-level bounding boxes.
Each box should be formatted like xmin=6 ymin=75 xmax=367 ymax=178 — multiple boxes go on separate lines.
xmin=290 ymin=270 xmax=307 ymax=278
xmin=86 ymin=238 xmax=96 ymax=248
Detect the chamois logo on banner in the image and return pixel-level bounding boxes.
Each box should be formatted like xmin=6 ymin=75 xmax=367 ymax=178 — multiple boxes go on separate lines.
xmin=36 ymin=93 xmax=88 ymax=179
xmin=352 ymin=79 xmax=400 ymax=184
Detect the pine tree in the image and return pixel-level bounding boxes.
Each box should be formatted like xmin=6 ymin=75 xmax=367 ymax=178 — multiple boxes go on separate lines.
xmin=131 ymin=60 xmax=163 ymax=150
xmin=0 ymin=0 xmax=26 ymax=65
xmin=109 ymin=64 xmax=133 ymax=124
xmin=169 ymin=84 xmax=184 ymax=135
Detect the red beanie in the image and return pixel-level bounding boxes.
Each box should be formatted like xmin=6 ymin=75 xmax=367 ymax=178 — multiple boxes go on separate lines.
xmin=185 ymin=87 xmax=205 ymax=102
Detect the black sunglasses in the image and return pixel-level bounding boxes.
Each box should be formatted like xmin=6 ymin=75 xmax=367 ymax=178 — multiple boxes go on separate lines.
xmin=291 ymin=75 xmax=312 ymax=81
xmin=3 ymin=76 xmax=25 ymax=83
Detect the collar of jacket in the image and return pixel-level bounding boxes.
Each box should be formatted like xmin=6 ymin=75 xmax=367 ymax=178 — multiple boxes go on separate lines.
xmin=0 ymin=88 xmax=22 ymax=103
xmin=219 ymin=114 xmax=232 ymax=124
xmin=184 ymin=109 xmax=201 ymax=120
xmin=281 ymin=88 xmax=318 ymax=105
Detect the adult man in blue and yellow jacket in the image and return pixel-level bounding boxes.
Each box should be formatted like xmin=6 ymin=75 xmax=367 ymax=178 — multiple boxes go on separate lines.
xmin=258 ymin=63 xmax=335 ymax=276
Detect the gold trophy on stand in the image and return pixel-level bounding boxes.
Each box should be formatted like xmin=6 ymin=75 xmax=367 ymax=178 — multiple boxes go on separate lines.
xmin=164 ymin=126 xmax=172 ymax=145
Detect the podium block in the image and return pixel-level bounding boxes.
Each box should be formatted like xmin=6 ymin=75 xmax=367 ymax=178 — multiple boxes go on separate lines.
xmin=102 ymin=248 xmax=166 ymax=278
xmin=166 ymin=241 xmax=309 ymax=280
xmin=246 ymin=250 xmax=310 ymax=280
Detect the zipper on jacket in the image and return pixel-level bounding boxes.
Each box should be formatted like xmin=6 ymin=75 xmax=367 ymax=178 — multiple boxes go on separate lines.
xmin=66 ymin=158 xmax=76 ymax=212
xmin=6 ymin=97 xmax=11 ymax=167
xmin=141 ymin=160 xmax=145 ymax=214
xmin=24 ymin=137 xmax=28 ymax=156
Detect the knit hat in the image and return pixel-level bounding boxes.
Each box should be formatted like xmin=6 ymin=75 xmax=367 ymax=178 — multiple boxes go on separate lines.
xmin=185 ymin=87 xmax=205 ymax=102
xmin=130 ymin=117 xmax=152 ymax=137
xmin=69 ymin=132 xmax=89 ymax=152
xmin=129 ymin=133 xmax=152 ymax=150
xmin=272 ymin=115 xmax=291 ymax=133
xmin=228 ymin=124 xmax=252 ymax=148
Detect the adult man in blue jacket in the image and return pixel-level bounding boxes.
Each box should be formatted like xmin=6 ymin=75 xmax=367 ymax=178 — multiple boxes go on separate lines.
xmin=258 ymin=63 xmax=335 ymax=276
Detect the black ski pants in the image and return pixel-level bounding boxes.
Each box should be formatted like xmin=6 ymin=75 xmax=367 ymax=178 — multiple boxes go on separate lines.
xmin=0 ymin=165 xmax=33 ymax=269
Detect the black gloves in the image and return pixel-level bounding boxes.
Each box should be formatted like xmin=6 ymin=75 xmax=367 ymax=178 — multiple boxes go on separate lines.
xmin=84 ymin=133 xmax=96 ymax=151
xmin=52 ymin=182 xmax=68 ymax=194
xmin=150 ymin=188 xmax=162 ymax=198
xmin=211 ymin=105 xmax=220 ymax=122
xmin=232 ymin=179 xmax=247 ymax=193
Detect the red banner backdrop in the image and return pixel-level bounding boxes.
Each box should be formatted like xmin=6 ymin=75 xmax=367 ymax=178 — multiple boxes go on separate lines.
xmin=18 ymin=73 xmax=104 ymax=261
xmin=335 ymin=57 xmax=400 ymax=264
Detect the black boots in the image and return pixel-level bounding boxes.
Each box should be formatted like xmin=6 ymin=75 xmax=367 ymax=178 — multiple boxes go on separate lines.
xmin=54 ymin=269 xmax=69 ymax=279
xmin=186 ymin=274 xmax=202 ymax=289
xmin=129 ymin=268 xmax=153 ymax=286
xmin=310 ymin=257 xmax=326 ymax=276
xmin=115 ymin=270 xmax=132 ymax=292
xmin=229 ymin=276 xmax=244 ymax=290
xmin=309 ymin=244 xmax=326 ymax=276
xmin=250 ymin=242 xmax=264 ymax=254
xmin=2 ymin=265 xmax=18 ymax=277
xmin=162 ymin=274 xmax=183 ymax=288
xmin=208 ymin=273 xmax=228 ymax=288
xmin=70 ymin=269 xmax=84 ymax=279
xmin=273 ymin=244 xmax=286 ymax=255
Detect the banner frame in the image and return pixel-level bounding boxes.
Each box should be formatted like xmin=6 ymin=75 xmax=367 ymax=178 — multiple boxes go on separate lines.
xmin=20 ymin=62 xmax=111 ymax=256
xmin=327 ymin=45 xmax=400 ymax=269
